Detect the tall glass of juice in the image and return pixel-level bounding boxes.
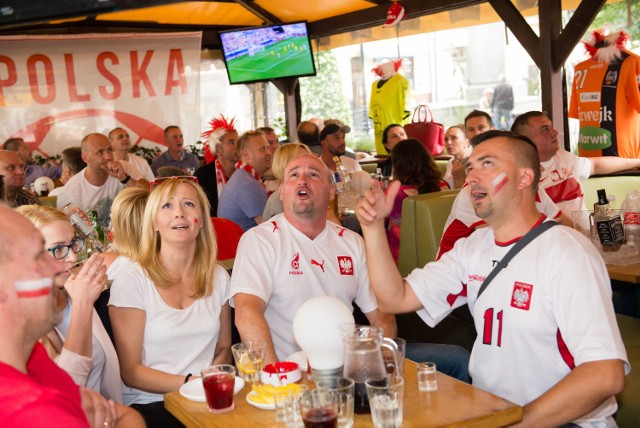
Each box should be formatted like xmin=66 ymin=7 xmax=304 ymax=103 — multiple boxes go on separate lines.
xmin=201 ymin=364 xmax=236 ymax=414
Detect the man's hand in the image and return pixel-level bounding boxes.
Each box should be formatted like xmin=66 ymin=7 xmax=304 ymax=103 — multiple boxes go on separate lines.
xmin=356 ymin=179 xmax=401 ymax=227
xmin=79 ymin=387 xmax=117 ymax=428
xmin=103 ymin=161 xmax=127 ymax=181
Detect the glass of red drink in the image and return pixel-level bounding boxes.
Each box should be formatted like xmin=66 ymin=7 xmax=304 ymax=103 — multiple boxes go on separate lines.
xmin=201 ymin=364 xmax=236 ymax=414
xmin=299 ymin=389 xmax=339 ymax=428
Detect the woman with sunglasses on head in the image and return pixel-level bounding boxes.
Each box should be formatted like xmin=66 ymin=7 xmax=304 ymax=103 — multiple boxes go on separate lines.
xmin=16 ymin=205 xmax=122 ymax=403
xmin=109 ymin=177 xmax=232 ymax=428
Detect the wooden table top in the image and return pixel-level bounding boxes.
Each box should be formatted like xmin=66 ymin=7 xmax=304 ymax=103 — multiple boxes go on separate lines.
xmin=607 ymin=261 xmax=640 ymax=284
xmin=165 ymin=359 xmax=522 ymax=427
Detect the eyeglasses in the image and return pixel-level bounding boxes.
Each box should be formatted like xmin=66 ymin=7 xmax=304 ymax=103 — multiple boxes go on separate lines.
xmin=47 ymin=237 xmax=85 ymax=260
xmin=150 ymin=175 xmax=199 ymax=191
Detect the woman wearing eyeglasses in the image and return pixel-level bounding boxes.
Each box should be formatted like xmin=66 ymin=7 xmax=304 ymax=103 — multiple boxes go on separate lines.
xmin=109 ymin=177 xmax=231 ymax=427
xmin=15 ymin=205 xmax=123 ymax=403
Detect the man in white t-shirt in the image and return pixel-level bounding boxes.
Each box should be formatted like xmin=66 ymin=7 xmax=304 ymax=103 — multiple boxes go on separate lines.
xmin=356 ymin=130 xmax=628 ymax=427
xmin=512 ymin=111 xmax=640 ymax=213
xmin=56 ymin=133 xmax=145 ymax=227
xmin=108 ymin=128 xmax=154 ymax=182
xmin=231 ymin=153 xmax=395 ymax=364
xmin=319 ymin=123 xmax=362 ymax=174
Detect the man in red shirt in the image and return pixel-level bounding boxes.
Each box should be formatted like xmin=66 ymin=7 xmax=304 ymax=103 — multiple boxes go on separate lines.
xmin=0 ymin=204 xmax=143 ymax=427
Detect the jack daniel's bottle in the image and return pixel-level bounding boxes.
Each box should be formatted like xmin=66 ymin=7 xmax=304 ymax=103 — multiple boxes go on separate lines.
xmin=594 ymin=189 xmax=625 ymax=249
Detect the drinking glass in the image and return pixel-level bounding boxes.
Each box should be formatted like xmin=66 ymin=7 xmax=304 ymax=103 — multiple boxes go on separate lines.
xmin=365 ymin=376 xmax=404 ymax=428
xmin=417 ymin=362 xmax=438 ymax=392
xmin=316 ymin=377 xmax=355 ymax=428
xmin=299 ymin=389 xmax=339 ymax=428
xmin=201 ymin=364 xmax=236 ymax=414
xmin=274 ymin=384 xmax=309 ymax=426
xmin=231 ymin=341 xmax=266 ymax=384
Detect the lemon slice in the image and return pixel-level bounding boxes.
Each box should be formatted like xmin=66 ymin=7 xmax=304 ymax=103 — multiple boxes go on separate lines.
xmin=237 ymin=353 xmax=260 ymax=375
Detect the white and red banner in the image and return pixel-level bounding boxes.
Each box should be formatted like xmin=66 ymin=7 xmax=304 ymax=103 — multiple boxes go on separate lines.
xmin=0 ymin=32 xmax=202 ymax=157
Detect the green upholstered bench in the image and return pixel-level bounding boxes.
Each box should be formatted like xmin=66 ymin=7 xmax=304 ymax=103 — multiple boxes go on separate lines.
xmin=615 ymin=313 xmax=640 ymax=427
xmin=581 ymin=175 xmax=639 ymax=210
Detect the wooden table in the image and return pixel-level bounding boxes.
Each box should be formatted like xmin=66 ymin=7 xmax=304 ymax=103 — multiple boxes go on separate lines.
xmin=165 ymin=359 xmax=522 ymax=427
xmin=607 ymin=261 xmax=640 ymax=284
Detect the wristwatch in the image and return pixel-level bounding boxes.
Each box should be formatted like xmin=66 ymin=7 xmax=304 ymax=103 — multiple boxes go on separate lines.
xmin=120 ymin=175 xmax=131 ymax=184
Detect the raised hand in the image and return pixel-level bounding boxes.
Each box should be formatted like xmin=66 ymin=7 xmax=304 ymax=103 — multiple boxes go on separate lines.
xmin=356 ymin=179 xmax=401 ymax=227
xmin=65 ymin=253 xmax=107 ymax=306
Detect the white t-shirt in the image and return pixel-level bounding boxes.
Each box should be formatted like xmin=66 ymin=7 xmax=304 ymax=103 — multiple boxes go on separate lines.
xmin=106 ymin=255 xmax=133 ymax=280
xmin=540 ymin=150 xmax=591 ymax=214
xmin=230 ymin=214 xmax=378 ymax=361
xmin=339 ymin=156 xmax=362 ymax=174
xmin=109 ymin=262 xmax=230 ymax=405
xmin=122 ymin=154 xmax=154 ymax=182
xmin=408 ymin=220 xmax=629 ymax=426
xmin=56 ymin=169 xmax=124 ymax=227
xmin=437 ymin=184 xmax=562 ymax=259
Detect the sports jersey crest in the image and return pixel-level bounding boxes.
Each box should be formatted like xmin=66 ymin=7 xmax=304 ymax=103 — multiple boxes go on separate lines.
xmin=604 ymin=70 xmax=618 ymax=86
xmin=289 ymin=252 xmax=303 ymax=276
xmin=511 ymin=282 xmax=533 ymax=310
xmin=337 ymin=256 xmax=354 ymax=276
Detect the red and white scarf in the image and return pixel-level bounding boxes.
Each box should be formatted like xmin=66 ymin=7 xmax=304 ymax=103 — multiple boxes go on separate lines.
xmin=235 ymin=161 xmax=265 ymax=188
xmin=215 ymin=157 xmax=228 ymax=197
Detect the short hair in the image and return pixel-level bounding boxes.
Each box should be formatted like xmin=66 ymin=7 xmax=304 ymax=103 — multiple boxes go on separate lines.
xmin=236 ymin=130 xmax=264 ymax=155
xmin=61 ymin=147 xmax=86 ymax=174
xmin=511 ymin=111 xmax=547 ymax=134
xmin=164 ymin=125 xmax=180 ymax=138
xmin=107 ymin=127 xmax=126 ymax=140
xmin=139 ymin=177 xmax=217 ymax=299
xmin=271 ymin=143 xmax=311 ymax=181
xmin=472 ymin=130 xmax=541 ymax=192
xmin=156 ymin=166 xmax=187 ymax=177
xmin=464 ymin=109 xmax=493 ymax=127
xmin=80 ymin=133 xmax=106 ymax=152
xmin=110 ymin=187 xmax=149 ymax=260
xmin=297 ymin=121 xmax=319 ymax=145
xmin=15 ymin=205 xmax=69 ymax=231
xmin=2 ymin=137 xmax=24 ymax=151
xmin=256 ymin=126 xmax=275 ymax=134
xmin=382 ymin=124 xmax=403 ymax=149
xmin=391 ymin=138 xmax=443 ymax=194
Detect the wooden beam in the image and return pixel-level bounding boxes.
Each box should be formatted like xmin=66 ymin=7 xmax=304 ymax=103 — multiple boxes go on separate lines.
xmin=553 ymin=0 xmax=606 ymax=70
xmin=234 ymin=0 xmax=281 ymax=25
xmin=309 ymin=0 xmax=484 ymax=40
xmin=538 ymin=0 xmax=565 ymax=139
xmin=487 ymin=0 xmax=540 ymax=68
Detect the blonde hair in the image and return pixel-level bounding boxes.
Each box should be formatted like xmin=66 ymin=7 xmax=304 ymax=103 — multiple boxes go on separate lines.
xmin=139 ymin=178 xmax=217 ymax=298
xmin=16 ymin=205 xmax=69 ymax=229
xmin=271 ymin=143 xmax=311 ymax=181
xmin=110 ymin=187 xmax=149 ymax=260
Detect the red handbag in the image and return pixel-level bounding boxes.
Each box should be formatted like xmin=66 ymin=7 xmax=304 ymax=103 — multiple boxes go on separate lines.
xmin=404 ymin=105 xmax=445 ymax=156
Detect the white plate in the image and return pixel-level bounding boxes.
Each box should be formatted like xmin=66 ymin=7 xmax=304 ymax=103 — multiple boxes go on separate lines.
xmin=246 ymin=391 xmax=275 ymax=410
xmin=179 ymin=376 xmax=245 ymax=402
xmin=285 ymin=351 xmax=308 ymax=372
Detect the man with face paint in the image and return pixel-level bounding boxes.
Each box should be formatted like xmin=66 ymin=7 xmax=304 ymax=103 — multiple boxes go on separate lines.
xmin=356 ymin=130 xmax=628 ymax=427
xmin=0 ymin=205 xmax=144 ymax=427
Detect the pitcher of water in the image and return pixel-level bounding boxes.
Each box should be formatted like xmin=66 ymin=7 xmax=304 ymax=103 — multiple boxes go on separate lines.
xmin=340 ymin=324 xmax=401 ymax=414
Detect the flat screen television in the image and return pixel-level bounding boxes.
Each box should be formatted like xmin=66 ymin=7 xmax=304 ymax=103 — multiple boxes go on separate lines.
xmin=219 ymin=21 xmax=317 ymax=85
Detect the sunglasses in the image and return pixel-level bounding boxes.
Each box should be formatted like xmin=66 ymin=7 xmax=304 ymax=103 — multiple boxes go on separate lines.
xmin=150 ymin=175 xmax=199 ymax=191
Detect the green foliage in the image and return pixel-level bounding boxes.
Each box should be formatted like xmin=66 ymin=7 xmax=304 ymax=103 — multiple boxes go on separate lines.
xmin=352 ymin=136 xmax=375 ymax=154
xmin=32 ymin=153 xmax=60 ymax=166
xmin=130 ymin=145 xmax=161 ymax=165
xmin=299 ymin=50 xmax=351 ymax=126
xmin=272 ymin=117 xmax=287 ymax=139
xmin=589 ymin=1 xmax=639 ymax=44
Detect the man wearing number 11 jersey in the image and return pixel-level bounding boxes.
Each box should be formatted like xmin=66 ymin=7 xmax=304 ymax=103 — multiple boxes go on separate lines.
xmin=357 ymin=131 xmax=628 ymax=427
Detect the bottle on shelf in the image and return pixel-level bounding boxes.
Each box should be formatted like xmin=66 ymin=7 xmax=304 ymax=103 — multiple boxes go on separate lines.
xmin=593 ymin=188 xmax=625 ymax=249
xmin=66 ymin=206 xmax=106 ymax=253
xmin=333 ymin=156 xmax=356 ymax=217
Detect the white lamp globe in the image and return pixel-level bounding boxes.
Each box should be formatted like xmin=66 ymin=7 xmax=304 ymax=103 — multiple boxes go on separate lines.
xmin=293 ymin=296 xmax=354 ymax=375
xmin=33 ymin=176 xmax=55 ymax=196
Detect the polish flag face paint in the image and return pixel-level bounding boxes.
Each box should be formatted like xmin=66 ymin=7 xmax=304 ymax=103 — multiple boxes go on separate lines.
xmin=194 ymin=218 xmax=199 ymax=224
xmin=492 ymin=172 xmax=508 ymax=194
xmin=15 ymin=278 xmax=53 ymax=298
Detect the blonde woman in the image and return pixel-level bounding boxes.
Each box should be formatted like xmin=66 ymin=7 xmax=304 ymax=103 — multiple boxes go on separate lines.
xmin=102 ymin=187 xmax=150 ymax=276
xmin=109 ymin=177 xmax=231 ymax=427
xmin=262 ymin=142 xmax=312 ymax=220
xmin=16 ymin=205 xmax=122 ymax=403
xmin=443 ymin=125 xmax=472 ymax=189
